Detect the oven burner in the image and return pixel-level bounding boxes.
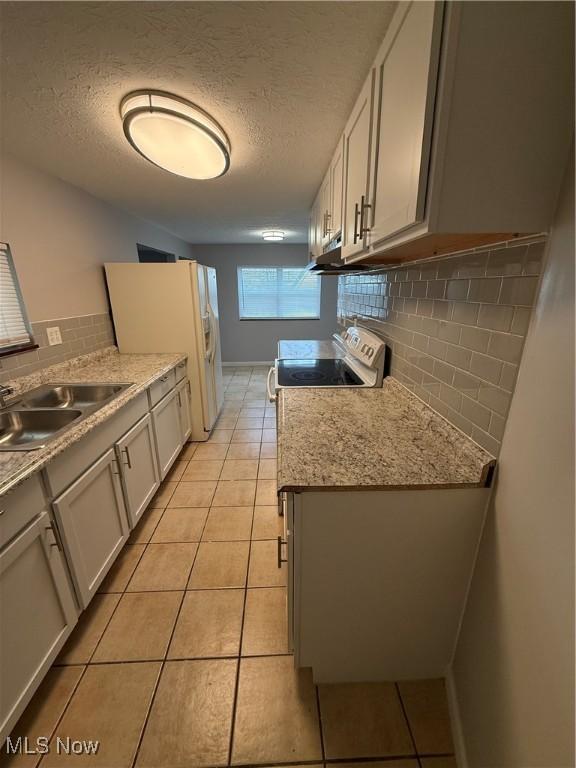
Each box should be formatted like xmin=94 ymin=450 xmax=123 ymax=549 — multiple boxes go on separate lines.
xmin=277 ymin=358 xmax=363 ymax=387
xmin=292 ymin=370 xmax=328 ymax=382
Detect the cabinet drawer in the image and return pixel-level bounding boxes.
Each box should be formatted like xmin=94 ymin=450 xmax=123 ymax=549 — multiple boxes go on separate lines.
xmin=45 ymin=393 xmax=148 ymax=498
xmin=149 ymin=368 xmax=176 ymax=406
xmin=175 ymin=360 xmax=187 ymax=383
xmin=0 ymin=475 xmax=46 ymax=550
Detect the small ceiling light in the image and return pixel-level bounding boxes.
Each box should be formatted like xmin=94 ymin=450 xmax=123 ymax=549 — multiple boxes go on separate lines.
xmin=120 ymin=90 xmax=231 ymax=180
xmin=262 ymin=230 xmax=285 ymax=241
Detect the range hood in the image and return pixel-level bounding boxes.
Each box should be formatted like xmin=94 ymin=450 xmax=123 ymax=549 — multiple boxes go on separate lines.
xmin=307 ymin=246 xmax=372 ymax=276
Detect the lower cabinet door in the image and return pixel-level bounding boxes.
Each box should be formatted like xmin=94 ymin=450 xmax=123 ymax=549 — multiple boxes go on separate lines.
xmin=53 ymin=448 xmax=129 ymax=608
xmin=152 ymin=389 xmax=182 ymax=479
xmin=177 ymin=380 xmax=192 ymax=444
xmin=116 ymin=414 xmax=161 ymax=528
xmin=0 ymin=512 xmax=77 ymax=743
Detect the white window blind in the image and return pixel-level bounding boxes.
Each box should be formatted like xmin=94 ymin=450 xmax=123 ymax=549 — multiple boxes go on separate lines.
xmin=0 ymin=243 xmax=33 ymax=352
xmin=237 ymin=267 xmax=321 ymax=320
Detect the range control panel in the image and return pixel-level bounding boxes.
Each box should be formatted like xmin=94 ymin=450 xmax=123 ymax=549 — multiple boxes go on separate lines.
xmin=341 ymin=326 xmax=386 ymax=368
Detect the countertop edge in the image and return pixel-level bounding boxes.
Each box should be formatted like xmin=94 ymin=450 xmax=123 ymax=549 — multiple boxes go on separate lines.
xmin=278 ymin=473 xmax=495 ymax=494
xmin=0 ymin=352 xmax=187 ymax=498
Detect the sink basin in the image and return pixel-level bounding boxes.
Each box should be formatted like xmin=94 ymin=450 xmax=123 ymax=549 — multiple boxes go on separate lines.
xmin=0 ymin=409 xmax=83 ymax=451
xmin=18 ymin=383 xmax=130 ymax=410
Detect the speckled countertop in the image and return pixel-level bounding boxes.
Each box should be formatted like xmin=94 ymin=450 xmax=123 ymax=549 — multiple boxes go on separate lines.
xmin=277 ymin=378 xmax=495 ymax=491
xmin=277 ymin=338 xmax=344 ymax=360
xmin=0 ymin=347 xmax=186 ymax=498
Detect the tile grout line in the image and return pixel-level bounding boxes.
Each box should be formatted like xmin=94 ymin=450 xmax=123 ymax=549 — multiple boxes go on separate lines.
xmin=315 ymin=685 xmax=327 ymax=764
xmin=226 ymin=453 xmax=258 ymax=767
xmin=129 ymin=483 xmax=211 ymax=768
xmin=36 ymin=663 xmax=89 ymax=767
xmin=394 ymin=682 xmax=420 ymax=761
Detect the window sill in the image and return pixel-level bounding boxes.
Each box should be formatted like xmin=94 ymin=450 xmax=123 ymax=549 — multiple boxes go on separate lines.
xmin=0 ymin=343 xmax=39 ymax=359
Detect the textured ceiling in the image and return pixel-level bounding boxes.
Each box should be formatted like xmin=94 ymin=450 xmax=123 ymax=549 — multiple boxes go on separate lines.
xmin=0 ymin=1 xmax=396 ymax=244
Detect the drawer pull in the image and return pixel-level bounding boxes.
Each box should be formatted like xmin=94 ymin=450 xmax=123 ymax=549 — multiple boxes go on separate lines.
xmin=178 ymin=362 xmax=186 ymax=369
xmin=277 ymin=536 xmax=287 ymax=568
xmin=159 ymin=375 xmax=168 ymax=383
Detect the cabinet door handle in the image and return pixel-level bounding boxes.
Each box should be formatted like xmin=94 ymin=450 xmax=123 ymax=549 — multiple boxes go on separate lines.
xmin=45 ymin=522 xmax=61 ymax=550
xmin=122 ymin=446 xmax=132 ymax=469
xmin=359 ymin=195 xmax=371 ymax=238
xmin=187 ymin=381 xmax=191 ymax=396
xmin=277 ymin=536 xmax=288 ymax=568
xmin=160 ymin=375 xmax=168 ymax=383
xmin=353 ymin=202 xmax=361 ymax=244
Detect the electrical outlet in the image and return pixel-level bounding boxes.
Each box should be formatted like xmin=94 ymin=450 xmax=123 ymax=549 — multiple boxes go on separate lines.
xmin=47 ymin=326 xmax=62 ymax=346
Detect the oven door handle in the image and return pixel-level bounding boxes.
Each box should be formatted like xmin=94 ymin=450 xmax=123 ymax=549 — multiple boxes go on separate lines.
xmin=267 ymin=366 xmax=277 ymax=403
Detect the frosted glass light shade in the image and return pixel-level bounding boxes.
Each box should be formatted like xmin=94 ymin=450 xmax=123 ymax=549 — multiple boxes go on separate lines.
xmin=262 ymin=230 xmax=285 ymax=241
xmin=120 ymin=91 xmax=230 ymax=180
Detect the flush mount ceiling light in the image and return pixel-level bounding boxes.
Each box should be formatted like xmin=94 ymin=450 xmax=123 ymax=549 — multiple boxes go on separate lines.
xmin=120 ymin=90 xmax=231 ymax=180
xmin=262 ymin=230 xmax=285 ymax=241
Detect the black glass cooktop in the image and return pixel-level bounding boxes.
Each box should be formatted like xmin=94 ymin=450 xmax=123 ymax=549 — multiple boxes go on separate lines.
xmin=277 ymin=358 xmax=363 ymax=387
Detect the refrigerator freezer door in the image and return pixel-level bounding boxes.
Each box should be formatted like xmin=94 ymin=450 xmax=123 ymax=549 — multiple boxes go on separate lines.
xmin=206 ymin=267 xmax=224 ymax=415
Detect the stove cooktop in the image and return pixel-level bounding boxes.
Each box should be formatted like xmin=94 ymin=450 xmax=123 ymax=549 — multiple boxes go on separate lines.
xmin=277 ymin=358 xmax=364 ymax=387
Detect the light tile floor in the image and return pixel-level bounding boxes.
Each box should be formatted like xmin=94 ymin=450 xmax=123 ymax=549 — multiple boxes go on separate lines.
xmin=2 ymin=367 xmax=457 ymax=768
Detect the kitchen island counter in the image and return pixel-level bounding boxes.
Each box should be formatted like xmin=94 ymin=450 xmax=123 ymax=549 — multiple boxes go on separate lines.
xmin=277 ymin=338 xmax=344 ymax=360
xmin=277 ymin=377 xmax=495 ymax=492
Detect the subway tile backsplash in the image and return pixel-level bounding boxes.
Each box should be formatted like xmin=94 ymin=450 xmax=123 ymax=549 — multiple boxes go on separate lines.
xmin=0 ymin=312 xmax=115 ymax=384
xmin=338 ymin=237 xmax=546 ymax=455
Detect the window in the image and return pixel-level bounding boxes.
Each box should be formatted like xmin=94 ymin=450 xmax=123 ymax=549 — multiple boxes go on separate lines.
xmin=237 ymin=267 xmax=321 ymax=320
xmin=0 ymin=243 xmax=34 ymax=354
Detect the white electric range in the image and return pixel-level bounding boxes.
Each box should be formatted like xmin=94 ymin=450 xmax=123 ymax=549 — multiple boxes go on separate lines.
xmin=267 ymin=326 xmax=388 ymax=402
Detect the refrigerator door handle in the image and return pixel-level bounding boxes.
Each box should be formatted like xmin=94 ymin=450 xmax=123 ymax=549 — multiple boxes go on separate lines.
xmin=205 ymin=305 xmax=216 ymax=363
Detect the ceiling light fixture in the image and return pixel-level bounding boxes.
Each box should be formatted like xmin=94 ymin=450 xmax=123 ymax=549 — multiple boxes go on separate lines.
xmin=262 ymin=230 xmax=285 ymax=242
xmin=120 ymin=90 xmax=231 ymax=180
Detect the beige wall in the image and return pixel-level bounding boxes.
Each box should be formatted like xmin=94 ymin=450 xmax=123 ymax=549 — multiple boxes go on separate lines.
xmin=0 ymin=154 xmax=194 ymax=321
xmin=452 ymin=155 xmax=575 ymax=766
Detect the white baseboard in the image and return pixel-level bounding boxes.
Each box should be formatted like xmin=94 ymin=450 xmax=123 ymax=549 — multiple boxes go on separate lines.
xmin=446 ymin=668 xmax=469 ymax=768
xmin=222 ymin=361 xmax=273 ymax=368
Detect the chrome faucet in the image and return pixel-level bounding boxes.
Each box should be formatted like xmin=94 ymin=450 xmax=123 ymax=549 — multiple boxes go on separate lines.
xmin=0 ymin=384 xmax=14 ymax=408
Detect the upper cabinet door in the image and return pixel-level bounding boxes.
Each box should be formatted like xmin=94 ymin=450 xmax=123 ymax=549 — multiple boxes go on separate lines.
xmin=319 ymin=170 xmax=331 ymax=247
xmin=341 ymin=72 xmax=375 ymax=260
xmin=329 ymin=137 xmax=344 ymax=239
xmin=368 ymin=2 xmax=443 ymax=247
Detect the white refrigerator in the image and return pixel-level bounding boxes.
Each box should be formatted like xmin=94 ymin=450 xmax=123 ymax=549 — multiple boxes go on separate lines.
xmin=105 ymin=261 xmax=224 ymax=442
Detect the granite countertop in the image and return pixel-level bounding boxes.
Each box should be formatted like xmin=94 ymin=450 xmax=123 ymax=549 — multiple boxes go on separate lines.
xmin=0 ymin=347 xmax=186 ymax=498
xmin=277 ymin=378 xmax=496 ymax=492
xmin=277 ymin=338 xmax=344 ymax=360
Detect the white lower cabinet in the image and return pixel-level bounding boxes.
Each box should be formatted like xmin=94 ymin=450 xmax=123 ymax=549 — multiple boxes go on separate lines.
xmin=177 ymin=380 xmax=192 ymax=444
xmin=289 ymin=487 xmax=490 ymax=682
xmin=0 ymin=512 xmax=77 ymax=742
xmin=53 ymin=448 xmax=129 ymax=609
xmin=116 ymin=414 xmax=160 ymax=527
xmin=152 ymin=389 xmax=183 ymax=479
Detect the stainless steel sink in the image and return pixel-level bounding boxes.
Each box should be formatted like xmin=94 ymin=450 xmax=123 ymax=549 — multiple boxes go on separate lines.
xmin=0 ymin=409 xmax=83 ymax=451
xmin=18 ymin=383 xmax=130 ymax=410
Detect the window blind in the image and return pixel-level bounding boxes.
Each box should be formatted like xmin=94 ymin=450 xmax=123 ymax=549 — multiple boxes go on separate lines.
xmin=0 ymin=243 xmax=32 ymax=352
xmin=237 ymin=267 xmax=321 ymax=320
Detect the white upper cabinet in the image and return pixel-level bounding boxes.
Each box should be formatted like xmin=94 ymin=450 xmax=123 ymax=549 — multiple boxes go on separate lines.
xmin=311 ymin=0 xmax=573 ymax=265
xmin=341 ymin=72 xmax=375 ymax=260
xmin=308 ymin=194 xmax=322 ymax=260
xmin=329 ymin=137 xmax=344 ymax=239
xmin=368 ymin=1 xmax=442 ymax=247
xmin=319 ymin=170 xmax=332 ymax=247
